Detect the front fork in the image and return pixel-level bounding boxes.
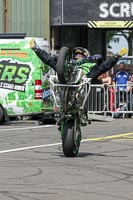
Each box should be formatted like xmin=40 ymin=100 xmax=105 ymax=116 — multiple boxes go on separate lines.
xmin=74 ymin=118 xmax=82 ymax=145
xmin=58 ymin=86 xmax=82 ymax=142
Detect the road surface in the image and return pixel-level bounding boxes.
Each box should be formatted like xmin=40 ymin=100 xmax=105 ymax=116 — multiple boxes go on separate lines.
xmin=0 ymin=119 xmax=133 ymax=200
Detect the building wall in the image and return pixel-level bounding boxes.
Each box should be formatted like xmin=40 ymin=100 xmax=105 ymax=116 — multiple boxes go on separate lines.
xmin=87 ymin=29 xmax=105 ymax=57
xmin=50 ymin=0 xmax=62 ymax=26
xmin=50 ymin=0 xmax=105 ymax=55
xmin=0 ymin=0 xmax=50 ymax=39
xmin=0 ymin=0 xmax=5 ymax=32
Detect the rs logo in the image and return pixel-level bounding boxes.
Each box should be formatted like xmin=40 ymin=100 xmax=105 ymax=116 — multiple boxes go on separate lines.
xmin=0 ymin=60 xmax=31 ymax=84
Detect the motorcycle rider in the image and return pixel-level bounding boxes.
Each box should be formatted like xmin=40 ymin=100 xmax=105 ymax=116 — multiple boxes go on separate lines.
xmin=71 ymin=47 xmax=127 ymax=81
xmin=30 ymin=40 xmax=127 ymax=128
xmin=30 ymin=39 xmax=127 ymax=81
xmin=72 ymin=47 xmax=104 ymax=83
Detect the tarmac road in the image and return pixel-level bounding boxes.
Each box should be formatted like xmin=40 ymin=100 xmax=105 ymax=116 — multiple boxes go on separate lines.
xmin=0 ymin=118 xmax=133 ymax=200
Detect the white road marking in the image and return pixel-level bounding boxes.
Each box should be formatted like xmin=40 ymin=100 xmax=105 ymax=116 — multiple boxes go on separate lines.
xmin=0 ymin=125 xmax=54 ymax=132
xmin=0 ymin=130 xmax=133 ymax=155
xmin=0 ymin=142 xmax=62 ymax=154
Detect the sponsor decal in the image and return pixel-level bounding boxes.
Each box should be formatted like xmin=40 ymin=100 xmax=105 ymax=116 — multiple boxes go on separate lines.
xmin=0 ymin=60 xmax=31 ymax=92
xmin=0 ymin=50 xmax=27 ymax=59
xmin=43 ymin=88 xmax=51 ymax=100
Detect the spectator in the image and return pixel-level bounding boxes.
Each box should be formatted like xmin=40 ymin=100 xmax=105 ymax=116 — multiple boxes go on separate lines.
xmin=131 ymin=74 xmax=133 ymax=82
xmin=101 ymin=71 xmax=111 ymax=86
xmin=113 ymin=62 xmax=131 ymax=91
xmin=112 ymin=62 xmax=131 ymax=109
xmin=99 ymin=71 xmax=112 ymax=111
xmin=128 ymin=74 xmax=133 ymax=118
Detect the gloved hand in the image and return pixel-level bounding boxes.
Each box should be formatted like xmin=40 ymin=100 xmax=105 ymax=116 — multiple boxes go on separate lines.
xmin=114 ymin=48 xmax=127 ymax=59
xmin=30 ymin=38 xmax=40 ymax=52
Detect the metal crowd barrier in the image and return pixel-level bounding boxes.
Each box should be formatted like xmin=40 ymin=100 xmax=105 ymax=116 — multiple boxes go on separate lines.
xmin=87 ymin=84 xmax=105 ymax=113
xmin=87 ymin=84 xmax=133 ymax=118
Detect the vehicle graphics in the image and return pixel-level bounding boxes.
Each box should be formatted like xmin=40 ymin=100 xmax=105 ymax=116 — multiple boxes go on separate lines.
xmin=0 ymin=36 xmax=54 ymax=118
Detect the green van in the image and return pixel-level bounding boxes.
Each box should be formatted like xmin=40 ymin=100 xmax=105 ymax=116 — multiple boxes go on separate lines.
xmin=0 ymin=33 xmax=55 ymax=123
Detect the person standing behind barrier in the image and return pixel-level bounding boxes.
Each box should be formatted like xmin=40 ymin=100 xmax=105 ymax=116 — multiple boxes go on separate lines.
xmin=112 ymin=62 xmax=131 ymax=109
xmin=101 ymin=71 xmax=111 ymax=86
xmin=128 ymin=74 xmax=133 ymax=118
xmin=100 ymin=71 xmax=112 ymax=111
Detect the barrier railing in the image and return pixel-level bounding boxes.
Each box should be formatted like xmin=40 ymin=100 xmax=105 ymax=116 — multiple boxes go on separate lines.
xmin=86 ymin=84 xmax=105 ymax=113
xmin=87 ymin=84 xmax=133 ymax=118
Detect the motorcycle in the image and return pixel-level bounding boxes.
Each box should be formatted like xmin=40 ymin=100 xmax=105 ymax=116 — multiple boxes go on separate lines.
xmin=50 ymin=47 xmax=91 ymax=157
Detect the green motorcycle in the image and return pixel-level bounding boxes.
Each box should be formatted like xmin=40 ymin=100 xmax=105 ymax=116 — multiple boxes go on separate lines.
xmin=50 ymin=47 xmax=91 ymax=157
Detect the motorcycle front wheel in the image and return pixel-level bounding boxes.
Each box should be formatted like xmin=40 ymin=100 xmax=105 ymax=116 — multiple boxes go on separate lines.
xmin=56 ymin=47 xmax=71 ymax=84
xmin=62 ymin=120 xmax=81 ymax=157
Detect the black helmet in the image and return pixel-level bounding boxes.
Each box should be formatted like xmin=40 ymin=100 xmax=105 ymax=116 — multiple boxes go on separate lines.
xmin=73 ymin=47 xmax=90 ymax=59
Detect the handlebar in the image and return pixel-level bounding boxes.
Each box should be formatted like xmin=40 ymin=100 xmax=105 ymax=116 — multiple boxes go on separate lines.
xmin=50 ymin=75 xmax=91 ymax=88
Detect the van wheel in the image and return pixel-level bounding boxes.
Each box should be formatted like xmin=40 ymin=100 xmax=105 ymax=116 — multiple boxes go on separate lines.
xmin=0 ymin=107 xmax=4 ymax=124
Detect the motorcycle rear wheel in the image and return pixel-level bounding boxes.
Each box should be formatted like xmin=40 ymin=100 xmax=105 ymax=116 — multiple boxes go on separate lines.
xmin=56 ymin=47 xmax=71 ymax=84
xmin=62 ymin=120 xmax=81 ymax=157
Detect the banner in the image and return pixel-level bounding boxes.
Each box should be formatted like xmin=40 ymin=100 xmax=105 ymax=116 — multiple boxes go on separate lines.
xmin=62 ymin=0 xmax=133 ymax=27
